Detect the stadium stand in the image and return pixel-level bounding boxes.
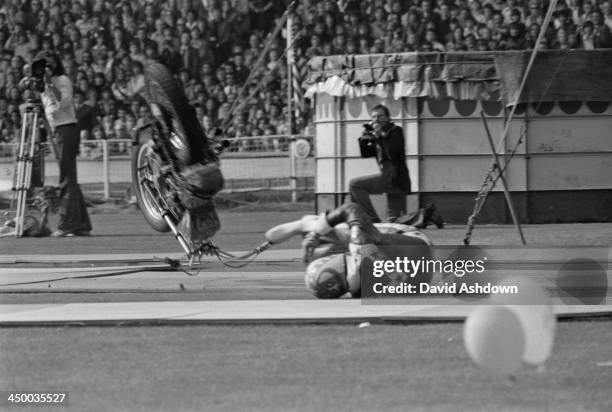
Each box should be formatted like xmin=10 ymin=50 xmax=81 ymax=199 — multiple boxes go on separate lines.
xmin=1 ymin=0 xmax=611 ymax=151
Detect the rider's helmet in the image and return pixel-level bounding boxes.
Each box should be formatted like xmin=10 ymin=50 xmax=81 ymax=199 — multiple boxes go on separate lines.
xmin=304 ymin=254 xmax=348 ymax=299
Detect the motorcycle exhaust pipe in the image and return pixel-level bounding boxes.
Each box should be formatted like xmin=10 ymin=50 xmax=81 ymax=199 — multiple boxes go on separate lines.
xmin=162 ymin=211 xmax=194 ymax=258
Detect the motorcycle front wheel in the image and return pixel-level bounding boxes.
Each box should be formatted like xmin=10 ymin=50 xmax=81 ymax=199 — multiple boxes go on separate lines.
xmin=131 ymin=133 xmax=172 ymax=233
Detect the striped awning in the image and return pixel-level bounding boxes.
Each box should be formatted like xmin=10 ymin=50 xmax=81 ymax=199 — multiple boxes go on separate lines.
xmin=305 ymin=50 xmax=612 ymax=104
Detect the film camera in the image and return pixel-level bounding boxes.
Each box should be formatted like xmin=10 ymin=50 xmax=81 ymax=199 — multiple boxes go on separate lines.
xmin=18 ymin=58 xmax=50 ymax=93
xmin=358 ymin=122 xmax=378 ymax=158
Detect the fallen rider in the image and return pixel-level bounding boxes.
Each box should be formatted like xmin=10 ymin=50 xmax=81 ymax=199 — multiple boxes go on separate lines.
xmin=265 ymin=203 xmax=433 ymax=299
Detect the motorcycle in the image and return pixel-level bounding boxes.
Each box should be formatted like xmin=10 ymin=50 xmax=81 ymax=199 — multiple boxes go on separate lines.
xmin=131 ymin=63 xmax=225 ymax=261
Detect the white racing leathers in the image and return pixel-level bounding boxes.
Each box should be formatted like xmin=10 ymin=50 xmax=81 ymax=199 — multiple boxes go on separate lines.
xmin=308 ymin=203 xmax=432 ymax=297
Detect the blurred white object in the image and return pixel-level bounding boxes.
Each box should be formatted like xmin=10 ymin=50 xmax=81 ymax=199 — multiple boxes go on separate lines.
xmin=491 ymin=277 xmax=556 ymax=365
xmin=463 ymin=305 xmax=525 ymax=377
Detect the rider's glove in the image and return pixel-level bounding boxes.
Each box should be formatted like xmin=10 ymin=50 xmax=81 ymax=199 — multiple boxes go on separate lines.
xmin=302 ymin=232 xmax=321 ymax=263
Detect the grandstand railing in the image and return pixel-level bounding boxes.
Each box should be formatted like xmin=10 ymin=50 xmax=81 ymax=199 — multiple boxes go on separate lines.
xmin=0 ymin=134 xmax=315 ymax=200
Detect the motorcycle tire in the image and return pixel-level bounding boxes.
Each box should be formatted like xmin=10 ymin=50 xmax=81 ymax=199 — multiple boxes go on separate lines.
xmin=142 ymin=62 xmax=213 ymax=167
xmin=131 ymin=129 xmax=171 ymax=233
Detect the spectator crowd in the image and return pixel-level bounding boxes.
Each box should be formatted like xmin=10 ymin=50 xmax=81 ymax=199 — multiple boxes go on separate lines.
xmin=1 ymin=0 xmax=611 ymax=151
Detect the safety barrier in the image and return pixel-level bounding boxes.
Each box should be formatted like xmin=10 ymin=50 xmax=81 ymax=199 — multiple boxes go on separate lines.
xmin=0 ymin=134 xmax=315 ymax=200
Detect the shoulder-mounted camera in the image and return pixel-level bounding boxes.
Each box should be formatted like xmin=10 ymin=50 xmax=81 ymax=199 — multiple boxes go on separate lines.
xmin=31 ymin=58 xmax=50 ymax=79
xmin=358 ymin=122 xmax=377 ymax=158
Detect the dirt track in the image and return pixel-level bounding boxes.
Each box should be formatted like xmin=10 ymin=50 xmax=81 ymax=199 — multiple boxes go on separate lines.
xmin=2 ymin=207 xmax=611 ymax=257
xmin=1 ymin=208 xmax=308 ymax=256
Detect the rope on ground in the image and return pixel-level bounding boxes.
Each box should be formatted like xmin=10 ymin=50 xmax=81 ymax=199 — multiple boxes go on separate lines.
xmin=0 ymin=240 xmax=275 ymax=285
xmin=0 ymin=264 xmax=174 ymax=287
xmin=211 ymin=240 xmax=272 ymax=269
xmin=160 ymin=239 xmax=272 ymax=272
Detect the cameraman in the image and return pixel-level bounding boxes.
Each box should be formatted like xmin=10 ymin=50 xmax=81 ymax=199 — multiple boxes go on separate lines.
xmin=348 ymin=104 xmax=411 ymax=223
xmin=36 ymin=51 xmax=92 ymax=237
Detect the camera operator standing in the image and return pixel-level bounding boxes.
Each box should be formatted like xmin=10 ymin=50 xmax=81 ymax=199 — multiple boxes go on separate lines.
xmin=348 ymin=104 xmax=411 ymax=223
xmin=37 ymin=51 xmax=92 ymax=237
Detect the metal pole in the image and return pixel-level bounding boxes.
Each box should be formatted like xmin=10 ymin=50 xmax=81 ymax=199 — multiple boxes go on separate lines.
xmin=463 ymin=0 xmax=557 ymax=244
xmin=102 ymin=139 xmax=109 ymax=199
xmin=290 ymin=136 xmax=297 ymax=202
xmin=287 ymin=13 xmax=297 ymax=202
xmin=494 ymin=0 xmax=558 ymax=153
xmin=14 ymin=109 xmax=32 ymax=236
xmin=221 ymin=1 xmax=296 ymax=133
xmin=481 ymin=111 xmax=526 ymax=244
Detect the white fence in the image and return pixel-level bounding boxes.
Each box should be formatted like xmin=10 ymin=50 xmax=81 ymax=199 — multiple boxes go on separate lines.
xmin=0 ymin=135 xmax=315 ymax=200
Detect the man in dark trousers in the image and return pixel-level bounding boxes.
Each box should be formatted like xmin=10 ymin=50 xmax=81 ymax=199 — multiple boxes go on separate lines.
xmin=39 ymin=51 xmax=92 ymax=237
xmin=348 ymin=104 xmax=411 ymax=223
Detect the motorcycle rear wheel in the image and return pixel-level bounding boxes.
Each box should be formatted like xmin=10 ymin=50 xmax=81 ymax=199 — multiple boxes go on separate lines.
xmin=143 ymin=62 xmax=213 ymax=167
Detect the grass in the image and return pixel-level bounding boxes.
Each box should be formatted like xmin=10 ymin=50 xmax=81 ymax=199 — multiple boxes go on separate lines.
xmin=1 ymin=321 xmax=610 ymax=412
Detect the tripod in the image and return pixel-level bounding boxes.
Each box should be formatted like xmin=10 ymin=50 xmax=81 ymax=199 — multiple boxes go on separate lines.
xmin=10 ymin=99 xmax=46 ymax=237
